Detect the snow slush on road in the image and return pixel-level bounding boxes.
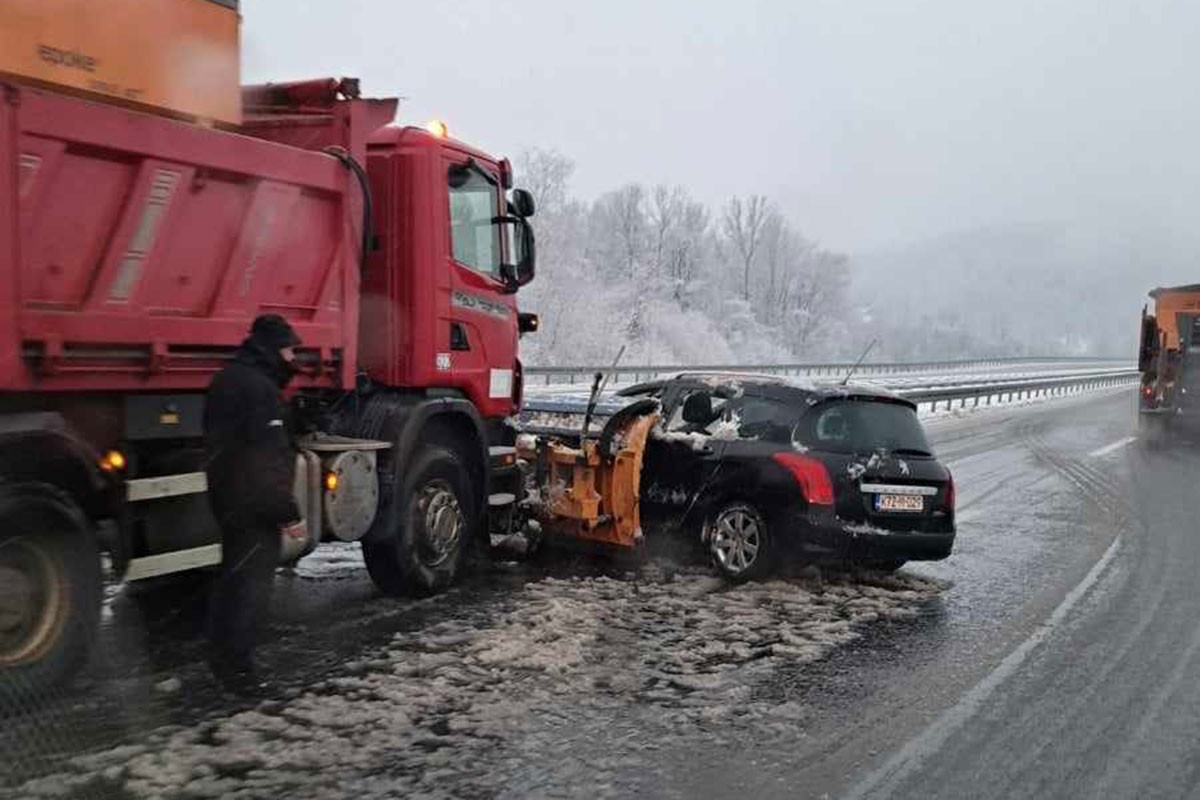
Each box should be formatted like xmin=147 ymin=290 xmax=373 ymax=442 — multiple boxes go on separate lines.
xmin=10 ymin=562 xmax=946 ymax=799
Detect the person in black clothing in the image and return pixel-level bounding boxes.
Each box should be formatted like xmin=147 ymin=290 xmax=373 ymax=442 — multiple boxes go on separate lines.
xmin=203 ymin=314 xmax=307 ymax=691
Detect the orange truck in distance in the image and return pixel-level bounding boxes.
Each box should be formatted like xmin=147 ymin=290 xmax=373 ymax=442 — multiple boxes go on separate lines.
xmin=1139 ymin=284 xmax=1200 ymax=443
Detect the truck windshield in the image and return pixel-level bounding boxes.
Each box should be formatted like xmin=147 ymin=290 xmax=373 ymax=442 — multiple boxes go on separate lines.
xmin=448 ymin=166 xmax=502 ymax=278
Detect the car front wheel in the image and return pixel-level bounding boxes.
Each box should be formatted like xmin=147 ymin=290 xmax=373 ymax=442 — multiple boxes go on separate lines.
xmin=705 ymin=502 xmax=772 ymax=582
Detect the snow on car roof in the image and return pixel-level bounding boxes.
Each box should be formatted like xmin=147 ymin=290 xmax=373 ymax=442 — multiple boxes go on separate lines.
xmin=669 ymin=371 xmax=906 ymax=403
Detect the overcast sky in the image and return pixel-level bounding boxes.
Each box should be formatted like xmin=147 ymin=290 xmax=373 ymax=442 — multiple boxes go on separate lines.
xmin=243 ymin=0 xmax=1200 ymax=252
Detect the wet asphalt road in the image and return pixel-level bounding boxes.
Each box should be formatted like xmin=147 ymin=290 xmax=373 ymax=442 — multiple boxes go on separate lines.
xmin=659 ymin=388 xmax=1140 ymax=799
xmin=841 ymin=398 xmax=1200 ymax=800
xmin=3 ymin=386 xmax=1182 ymax=799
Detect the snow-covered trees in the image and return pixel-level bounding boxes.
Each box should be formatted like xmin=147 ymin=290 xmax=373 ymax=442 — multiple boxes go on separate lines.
xmin=514 ymin=152 xmax=1138 ymax=364
xmin=515 ymin=150 xmax=852 ymax=366
xmin=722 ymin=195 xmax=770 ymax=303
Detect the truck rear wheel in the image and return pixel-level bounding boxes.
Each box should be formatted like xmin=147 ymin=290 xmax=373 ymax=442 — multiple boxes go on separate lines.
xmin=0 ymin=484 xmax=100 ymax=699
xmin=363 ymin=446 xmax=475 ymax=597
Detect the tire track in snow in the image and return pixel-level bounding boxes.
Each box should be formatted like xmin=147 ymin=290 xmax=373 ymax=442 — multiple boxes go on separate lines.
xmin=845 ymin=418 xmax=1136 ymax=799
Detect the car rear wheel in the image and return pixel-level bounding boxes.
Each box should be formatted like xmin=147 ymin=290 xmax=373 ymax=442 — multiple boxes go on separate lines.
xmin=706 ymin=502 xmax=772 ymax=582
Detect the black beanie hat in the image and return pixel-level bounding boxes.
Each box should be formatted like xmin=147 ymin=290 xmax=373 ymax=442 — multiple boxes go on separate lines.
xmin=250 ymin=314 xmax=302 ymax=350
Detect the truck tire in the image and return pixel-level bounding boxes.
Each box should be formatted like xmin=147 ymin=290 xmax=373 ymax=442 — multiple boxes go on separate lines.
xmin=0 ymin=484 xmax=101 ymax=700
xmin=363 ymin=446 xmax=475 ymax=597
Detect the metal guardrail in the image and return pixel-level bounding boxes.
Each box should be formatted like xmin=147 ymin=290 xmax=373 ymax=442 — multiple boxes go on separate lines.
xmin=521 ymin=368 xmax=1142 ymax=421
xmin=897 ymin=369 xmax=1140 ymax=413
xmin=524 ymin=357 xmax=1135 ymax=387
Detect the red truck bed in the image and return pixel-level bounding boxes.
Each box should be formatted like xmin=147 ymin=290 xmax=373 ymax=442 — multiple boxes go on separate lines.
xmin=0 ymin=80 xmax=386 ymax=392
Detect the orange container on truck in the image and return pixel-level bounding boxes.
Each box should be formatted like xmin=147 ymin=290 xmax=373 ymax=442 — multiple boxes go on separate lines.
xmin=0 ymin=0 xmax=241 ymax=124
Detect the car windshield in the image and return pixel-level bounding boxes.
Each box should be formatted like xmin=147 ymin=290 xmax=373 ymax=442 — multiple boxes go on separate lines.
xmin=799 ymin=399 xmax=932 ymax=455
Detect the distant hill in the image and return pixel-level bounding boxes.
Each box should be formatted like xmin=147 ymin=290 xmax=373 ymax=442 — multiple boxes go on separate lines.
xmin=849 ymin=223 xmax=1197 ymax=360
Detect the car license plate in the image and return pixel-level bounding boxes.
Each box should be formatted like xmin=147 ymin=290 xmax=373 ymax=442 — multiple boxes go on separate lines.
xmin=875 ymin=493 xmax=924 ymax=513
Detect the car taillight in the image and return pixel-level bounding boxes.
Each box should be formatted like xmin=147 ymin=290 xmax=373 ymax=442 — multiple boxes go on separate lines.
xmin=772 ymin=452 xmax=834 ymax=505
xmin=943 ymin=471 xmax=956 ymax=513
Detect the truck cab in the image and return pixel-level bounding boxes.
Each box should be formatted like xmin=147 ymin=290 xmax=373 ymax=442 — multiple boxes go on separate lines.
xmin=360 ymin=125 xmax=534 ymax=420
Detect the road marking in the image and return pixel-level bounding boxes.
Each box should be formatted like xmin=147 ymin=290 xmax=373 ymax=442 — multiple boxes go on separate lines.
xmin=844 ymin=533 xmax=1123 ymax=800
xmin=1088 ymin=436 xmax=1137 ymax=459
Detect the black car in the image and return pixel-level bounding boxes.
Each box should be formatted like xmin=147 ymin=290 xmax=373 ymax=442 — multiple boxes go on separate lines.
xmin=619 ymin=372 xmax=956 ymax=580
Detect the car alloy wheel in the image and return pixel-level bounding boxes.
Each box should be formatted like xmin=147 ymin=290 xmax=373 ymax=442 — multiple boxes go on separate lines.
xmin=710 ymin=505 xmax=763 ymax=577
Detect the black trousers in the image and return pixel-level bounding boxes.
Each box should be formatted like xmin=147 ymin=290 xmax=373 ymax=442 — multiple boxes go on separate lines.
xmin=207 ymin=523 xmax=280 ymax=672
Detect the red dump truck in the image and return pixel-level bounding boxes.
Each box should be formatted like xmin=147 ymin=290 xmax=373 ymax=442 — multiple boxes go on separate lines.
xmin=0 ymin=74 xmax=540 ymax=693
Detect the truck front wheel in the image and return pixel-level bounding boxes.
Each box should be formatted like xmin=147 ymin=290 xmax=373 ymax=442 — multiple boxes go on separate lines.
xmin=363 ymin=446 xmax=475 ymax=597
xmin=0 ymin=484 xmax=100 ymax=699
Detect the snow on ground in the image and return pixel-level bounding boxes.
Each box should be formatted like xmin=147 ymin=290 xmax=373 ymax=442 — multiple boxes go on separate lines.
xmin=11 ymin=565 xmax=945 ymax=799
xmin=288 ymin=542 xmax=365 ymax=580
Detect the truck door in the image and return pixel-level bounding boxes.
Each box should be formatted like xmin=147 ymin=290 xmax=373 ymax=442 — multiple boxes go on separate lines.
xmin=441 ymin=156 xmax=518 ymax=418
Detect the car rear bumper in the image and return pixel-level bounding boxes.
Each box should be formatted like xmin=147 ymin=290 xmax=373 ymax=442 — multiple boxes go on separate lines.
xmin=780 ymin=511 xmax=955 ymax=561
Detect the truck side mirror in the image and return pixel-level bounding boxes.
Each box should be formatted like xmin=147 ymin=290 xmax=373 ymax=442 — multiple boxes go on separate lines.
xmin=510 ymin=188 xmax=536 ymax=218
xmin=515 ymin=218 xmax=536 ymax=286
xmin=496 ymin=203 xmax=536 ymax=294
xmin=1139 ymin=310 xmax=1158 ymax=372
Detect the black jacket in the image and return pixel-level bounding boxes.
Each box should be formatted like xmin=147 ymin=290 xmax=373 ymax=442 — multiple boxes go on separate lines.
xmin=204 ymin=340 xmax=300 ymax=530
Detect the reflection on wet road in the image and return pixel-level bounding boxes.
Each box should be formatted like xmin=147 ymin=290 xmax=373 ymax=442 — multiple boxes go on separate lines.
xmin=2 ymin=387 xmax=1162 ymax=799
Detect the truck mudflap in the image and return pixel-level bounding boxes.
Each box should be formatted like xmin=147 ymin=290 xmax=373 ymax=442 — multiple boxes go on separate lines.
xmin=517 ymin=400 xmax=660 ymax=548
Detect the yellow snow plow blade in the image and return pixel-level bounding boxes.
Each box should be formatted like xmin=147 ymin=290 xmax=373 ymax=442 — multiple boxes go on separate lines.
xmin=518 ymin=409 xmax=660 ymax=548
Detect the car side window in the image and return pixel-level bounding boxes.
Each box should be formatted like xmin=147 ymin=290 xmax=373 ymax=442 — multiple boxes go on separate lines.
xmin=664 ymin=389 xmax=728 ymax=433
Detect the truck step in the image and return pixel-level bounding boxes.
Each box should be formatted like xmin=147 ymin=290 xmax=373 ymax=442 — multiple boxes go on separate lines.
xmin=125 ymin=544 xmax=223 ymax=581
xmin=488 ymin=492 xmax=517 ymax=508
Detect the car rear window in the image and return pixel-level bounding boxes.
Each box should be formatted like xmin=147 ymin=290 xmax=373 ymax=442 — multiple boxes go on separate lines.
xmin=798 ymin=399 xmax=932 ymax=455
xmin=730 ymin=395 xmax=798 ymax=441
